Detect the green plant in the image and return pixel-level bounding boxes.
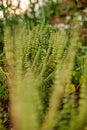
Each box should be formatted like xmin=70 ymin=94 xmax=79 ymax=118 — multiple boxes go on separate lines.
xmin=0 ymin=67 xmax=8 ymax=101
xmin=3 ymin=19 xmax=87 ymax=130
xmin=0 ymin=120 xmax=6 ymax=130
xmin=38 ymin=0 xmax=60 ymax=21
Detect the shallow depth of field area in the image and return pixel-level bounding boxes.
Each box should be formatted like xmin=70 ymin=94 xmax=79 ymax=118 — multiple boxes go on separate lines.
xmin=0 ymin=0 xmax=87 ymax=130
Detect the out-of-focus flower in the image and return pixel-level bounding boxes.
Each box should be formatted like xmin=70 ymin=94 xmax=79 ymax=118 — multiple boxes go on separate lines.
xmin=12 ymin=0 xmax=18 ymax=7
xmin=53 ymin=0 xmax=57 ymax=2
xmin=15 ymin=8 xmax=23 ymax=15
xmin=20 ymin=0 xmax=29 ymax=12
xmin=77 ymin=15 xmax=82 ymax=21
xmin=34 ymin=4 xmax=39 ymax=12
xmin=8 ymin=8 xmax=15 ymax=16
xmin=31 ymin=0 xmax=37 ymax=3
xmin=39 ymin=0 xmax=45 ymax=7
xmin=83 ymin=9 xmax=87 ymax=13
xmin=0 ymin=11 xmax=4 ymax=19
xmin=7 ymin=0 xmax=12 ymax=5
xmin=11 ymin=5 xmax=17 ymax=10
xmin=80 ymin=22 xmax=83 ymax=26
xmin=56 ymin=23 xmax=65 ymax=30
xmin=64 ymin=24 xmax=70 ymax=29
xmin=3 ymin=0 xmax=7 ymax=7
xmin=0 ymin=0 xmax=2 ymax=5
xmin=56 ymin=23 xmax=70 ymax=30
xmin=66 ymin=16 xmax=71 ymax=20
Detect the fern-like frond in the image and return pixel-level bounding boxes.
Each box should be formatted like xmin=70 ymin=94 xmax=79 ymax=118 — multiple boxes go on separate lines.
xmin=4 ymin=23 xmax=42 ymax=130
xmin=41 ymin=30 xmax=68 ymax=130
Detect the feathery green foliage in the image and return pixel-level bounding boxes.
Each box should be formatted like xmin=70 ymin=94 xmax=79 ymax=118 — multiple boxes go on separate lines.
xmin=3 ymin=20 xmax=87 ymax=130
